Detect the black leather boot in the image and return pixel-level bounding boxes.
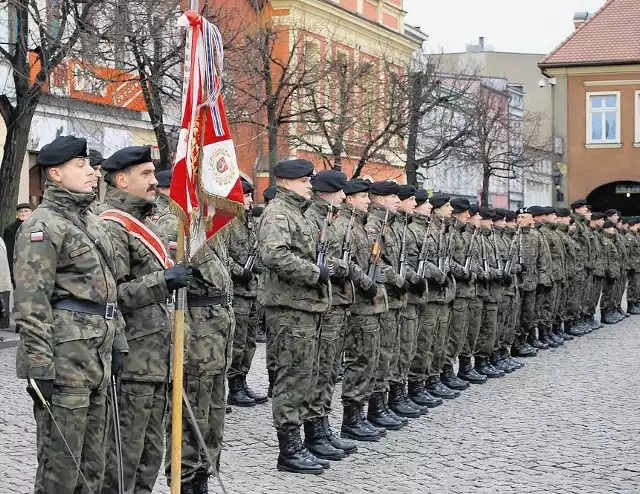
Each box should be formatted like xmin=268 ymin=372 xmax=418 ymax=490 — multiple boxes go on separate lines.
xmin=475 ymin=357 xmax=504 ymax=378
xmin=388 ymin=383 xmax=420 ymax=418
xmin=408 ymin=380 xmax=444 ymax=407
xmin=425 ymin=375 xmax=460 ymax=399
xmin=367 ymin=393 xmax=403 ymax=430
xmin=539 ymin=326 xmax=558 ymax=348
xmin=304 ymin=419 xmax=346 ymax=460
xmin=629 ymin=303 xmax=640 ymax=315
xmin=529 ymin=328 xmax=549 ymax=349
xmin=549 ymin=324 xmax=565 ymax=345
xmin=512 ymin=334 xmax=537 ymax=357
xmin=340 ymin=405 xmax=379 ymax=442
xmin=227 ymin=376 xmax=256 ymax=407
xmin=242 ymin=375 xmax=268 ymax=404
xmin=618 ymin=306 xmax=630 ymax=318
xmin=267 ymin=369 xmax=276 ymax=398
xmin=179 ymin=482 xmax=196 ymax=494
xmin=192 ymin=474 xmax=209 ymax=494
xmin=441 ymin=364 xmax=470 ymax=390
xmin=400 ymin=382 xmax=429 ymax=414
xmin=359 ymin=404 xmax=386 ymax=436
xmin=382 ymin=391 xmax=409 ymax=425
xmin=458 ymin=356 xmax=488 ymax=384
xmin=557 ymin=322 xmax=574 ymax=340
xmin=277 ymin=428 xmax=324 ymax=474
xmin=491 ymin=351 xmax=514 ymax=373
xmin=322 ymin=416 xmax=358 ymax=453
xmin=602 ymin=309 xmax=618 ymax=325
xmin=565 ymin=319 xmax=584 ymax=337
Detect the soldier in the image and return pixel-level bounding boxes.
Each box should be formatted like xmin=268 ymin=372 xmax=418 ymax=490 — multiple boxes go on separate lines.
xmin=554 ymin=208 xmax=577 ymax=342
xmin=151 ymin=170 xmax=179 ymax=264
xmin=458 ymin=204 xmax=490 ymax=383
xmin=3 ymin=202 xmax=33 ymax=287
xmin=96 ymin=146 xmax=190 ymax=494
xmin=255 ymin=186 xmax=276 ymax=347
xmin=89 ymin=149 xmax=103 ymax=191
xmin=601 ymin=219 xmax=622 ymax=324
xmin=571 ymin=199 xmax=597 ymax=332
xmin=339 ymin=179 xmax=387 ymax=442
xmin=529 ymin=207 xmax=555 ymax=350
xmin=14 ymin=135 xmax=128 ymax=494
xmin=614 ymin=215 xmax=630 ymax=318
xmin=227 ymin=180 xmax=268 ymax=408
xmin=256 ymin=159 xmax=333 ymax=475
xmin=441 ymin=198 xmax=475 ymax=388
xmin=601 ymin=210 xmax=624 ymax=323
xmin=626 ymin=219 xmax=640 ymax=314
xmin=302 ymin=170 xmax=358 ymax=459
xmin=587 ymin=212 xmax=606 ymax=330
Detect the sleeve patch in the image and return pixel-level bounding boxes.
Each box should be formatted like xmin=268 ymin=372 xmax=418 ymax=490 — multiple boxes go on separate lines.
xmin=169 ymin=241 xmax=178 ymax=251
xmin=275 ymin=214 xmax=286 ymax=220
xmin=30 ymin=231 xmax=44 ymax=242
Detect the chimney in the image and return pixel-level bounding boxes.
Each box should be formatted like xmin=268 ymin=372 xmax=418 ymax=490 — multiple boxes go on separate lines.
xmin=573 ymin=11 xmax=589 ymax=29
xmin=479 ymin=37 xmax=485 ymax=51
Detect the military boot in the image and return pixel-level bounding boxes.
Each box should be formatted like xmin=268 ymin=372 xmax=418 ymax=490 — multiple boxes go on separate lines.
xmin=382 ymin=391 xmax=410 ymax=424
xmin=400 ymin=382 xmax=429 ymax=415
xmin=277 ymin=428 xmax=324 ymax=474
xmin=602 ymin=309 xmax=618 ymax=325
xmin=267 ymin=369 xmax=276 ymax=398
xmin=512 ymin=334 xmax=537 ymax=357
xmin=226 ymin=405 xmax=232 ymax=414
xmin=457 ymin=356 xmax=488 ymax=384
xmin=408 ymin=380 xmax=444 ymax=407
xmin=367 ymin=393 xmax=403 ymax=430
xmin=617 ymin=306 xmax=630 ymax=318
xmin=179 ymin=482 xmax=196 ymax=494
xmin=322 ymin=416 xmax=358 ymax=453
xmin=475 ymin=357 xmax=504 ymax=378
xmin=192 ymin=474 xmax=209 ymax=494
xmin=500 ymin=347 xmax=523 ymax=370
xmin=590 ymin=314 xmax=604 ymax=329
xmin=565 ymin=319 xmax=584 ymax=337
xmin=425 ymin=375 xmax=460 ymax=399
xmin=549 ymin=324 xmax=565 ymax=346
xmin=529 ymin=328 xmax=549 ymax=349
xmin=227 ymin=376 xmax=256 ymax=407
xmin=304 ymin=419 xmax=346 ymax=460
xmin=556 ymin=322 xmax=574 ymax=340
xmin=242 ymin=375 xmax=268 ymax=404
xmin=256 ymin=326 xmax=266 ymax=343
xmin=359 ymin=404 xmax=386 ymax=436
xmin=340 ymin=405 xmax=380 ymax=442
xmin=441 ymin=364 xmax=471 ymax=390
xmin=491 ymin=351 xmax=515 ymax=373
xmin=539 ymin=326 xmax=558 ymax=348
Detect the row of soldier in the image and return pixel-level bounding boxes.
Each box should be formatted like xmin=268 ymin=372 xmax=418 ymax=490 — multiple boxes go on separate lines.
xmin=11 ymin=134 xmax=640 ymax=494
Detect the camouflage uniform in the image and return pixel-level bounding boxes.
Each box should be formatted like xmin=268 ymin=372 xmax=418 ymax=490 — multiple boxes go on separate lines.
xmin=152 ymin=194 xmax=179 ymax=262
xmin=537 ymin=223 xmax=565 ymax=338
xmin=613 ymin=231 xmax=629 ymax=311
xmin=461 ymin=225 xmax=483 ymax=359
xmin=625 ymin=230 xmax=640 ymax=309
xmin=601 ymin=231 xmax=621 ymax=311
xmin=256 ymin=187 xmax=330 ymax=432
xmin=589 ymin=228 xmax=606 ymax=319
xmin=493 ymin=228 xmax=513 ymax=356
xmin=14 ymin=183 xmax=127 ymax=494
xmin=556 ymin=223 xmax=576 ymax=324
xmin=517 ymin=227 xmax=545 ymax=346
xmin=573 ymin=214 xmax=595 ymax=322
xmin=567 ymin=225 xmax=586 ymax=324
xmin=96 ymin=187 xmax=173 ymax=494
xmin=533 ymin=225 xmax=554 ymax=335
xmin=496 ymin=227 xmax=521 ymax=355
xmin=165 ymin=235 xmax=235 ymax=484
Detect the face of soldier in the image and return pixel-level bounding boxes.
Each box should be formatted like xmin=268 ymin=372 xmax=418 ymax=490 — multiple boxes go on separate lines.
xmin=414 ymin=201 xmax=432 ymax=216
xmin=576 ymin=205 xmax=590 ymax=217
xmin=612 ymin=214 xmax=620 ymax=223
xmin=91 ymin=165 xmax=101 ymax=187
xmin=379 ymin=194 xmax=400 ymax=213
xmin=347 ymin=192 xmax=370 ymax=212
xmin=157 ymin=186 xmax=170 ymax=196
xmin=558 ymin=216 xmax=571 ymax=225
xmin=398 ymin=196 xmax=416 ymax=215
xmin=480 ymin=218 xmax=493 ymax=229
xmin=243 ymin=192 xmax=254 ymax=211
xmin=506 ymin=220 xmax=517 ymax=229
xmin=493 ymin=219 xmax=506 ymax=228
xmin=117 ymin=162 xmax=158 ymax=201
xmin=469 ymin=213 xmax=481 ymax=227
xmin=16 ymin=207 xmax=32 ymax=221
xmin=434 ymin=202 xmax=453 ymax=218
xmin=48 ymin=157 xmax=96 ymax=194
xmin=547 ymin=213 xmax=558 ymax=224
xmin=516 ymin=214 xmax=531 ymax=227
xmin=632 ymin=224 xmax=640 ymax=232
xmin=453 ymin=210 xmax=470 ymax=223
xmin=569 ymin=223 xmax=576 ymax=232
xmin=596 ymin=218 xmax=604 ymax=228
xmin=282 ymin=177 xmax=312 ymax=200
xmin=320 ymin=189 xmax=346 ymax=207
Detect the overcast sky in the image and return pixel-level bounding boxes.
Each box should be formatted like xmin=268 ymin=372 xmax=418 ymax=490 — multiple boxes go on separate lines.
xmin=403 ymin=0 xmax=606 ymax=54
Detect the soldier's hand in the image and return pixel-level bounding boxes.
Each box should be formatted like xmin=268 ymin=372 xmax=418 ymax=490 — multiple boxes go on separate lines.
xmin=363 ymin=284 xmax=378 ymax=300
xmin=398 ymin=280 xmax=410 ymax=294
xmin=112 ymin=349 xmax=125 ymax=377
xmin=433 ymin=269 xmax=447 ymax=286
xmin=317 ymin=265 xmax=330 ymax=285
xmin=409 ymin=277 xmax=427 ymax=296
xmin=235 ymin=268 xmax=253 ymax=285
xmin=165 ymin=265 xmax=192 ymax=291
xmin=251 ymin=263 xmax=264 ymax=275
xmin=375 ymin=269 xmax=388 ymax=284
xmin=501 ymin=272 xmax=513 ymax=286
xmin=514 ymin=263 xmax=524 ymax=274
xmin=29 ymin=379 xmax=54 ymax=404
xmin=0 ymin=295 xmax=6 ymax=319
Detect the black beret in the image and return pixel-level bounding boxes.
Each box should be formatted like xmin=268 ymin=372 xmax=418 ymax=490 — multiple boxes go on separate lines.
xmin=478 ymin=207 xmax=494 ymax=220
xmin=344 ymin=179 xmax=370 ymax=195
xmin=274 ymin=159 xmax=314 ymax=179
xmin=103 ymin=146 xmax=153 ymax=172
xmin=429 ymin=192 xmax=451 ymax=208
xmin=241 ymin=180 xmax=254 ymax=195
xmin=469 ymin=204 xmax=480 ymax=216
xmin=156 ymin=170 xmax=172 ymax=188
xmin=89 ymin=149 xmax=103 ymax=168
xmin=570 ymin=199 xmax=588 ymax=210
xmin=505 ymin=210 xmax=517 ymax=221
xmin=555 ymin=207 xmax=571 ymax=217
xmin=16 ymin=203 xmax=32 ymax=211
xmin=604 ymin=209 xmax=618 ymax=217
xmin=590 ymin=212 xmax=604 ymax=220
xmin=415 ymin=189 xmax=428 ymax=205
xmin=397 ymin=185 xmax=416 ymax=200
xmin=263 ymin=186 xmax=277 ymax=202
xmin=544 ymin=206 xmax=556 ymax=215
xmin=492 ymin=209 xmax=506 ymax=220
xmin=251 ymin=206 xmax=264 ymax=217
xmin=370 ymin=180 xmax=400 ymax=196
xmin=529 ymin=206 xmax=547 ymax=217
xmin=516 ymin=207 xmax=531 ymax=215
xmin=311 ymin=170 xmax=347 ymax=193
xmin=603 ymin=219 xmax=616 ymax=229
xmin=451 ymin=197 xmax=470 ymax=213
xmin=37 ymin=135 xmax=89 ymax=167
xmin=628 ymin=218 xmax=639 ymax=226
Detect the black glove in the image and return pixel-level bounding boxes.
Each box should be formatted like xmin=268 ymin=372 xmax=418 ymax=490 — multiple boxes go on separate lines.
xmin=363 ymin=284 xmax=378 ymax=300
xmin=164 ymin=265 xmax=192 ymax=291
xmin=409 ymin=278 xmax=427 ymax=296
xmin=501 ymin=272 xmax=513 ymax=286
xmin=317 ymin=265 xmax=330 ymax=285
xmin=112 ymin=350 xmax=125 ymax=377
xmin=235 ymin=268 xmax=253 ymax=285
xmin=457 ymin=267 xmax=471 ymax=281
xmin=251 ymin=263 xmax=263 ymax=275
xmin=0 ymin=294 xmax=6 ymax=319
xmin=29 ymin=379 xmax=54 ymax=404
xmin=519 ymin=264 xmax=527 ymax=274
xmin=398 ymin=280 xmax=410 ymax=294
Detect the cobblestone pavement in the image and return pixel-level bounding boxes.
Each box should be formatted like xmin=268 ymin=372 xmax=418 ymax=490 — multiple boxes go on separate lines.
xmin=2 ymin=318 xmax=640 ymax=494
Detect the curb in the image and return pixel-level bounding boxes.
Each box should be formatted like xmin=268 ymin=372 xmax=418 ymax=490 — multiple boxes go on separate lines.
xmin=0 ymin=339 xmax=18 ymax=350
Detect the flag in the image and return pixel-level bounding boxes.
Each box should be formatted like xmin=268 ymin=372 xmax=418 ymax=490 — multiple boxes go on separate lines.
xmin=169 ymin=10 xmax=244 ymax=261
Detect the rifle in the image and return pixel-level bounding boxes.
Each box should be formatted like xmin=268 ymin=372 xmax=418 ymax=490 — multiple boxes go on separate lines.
xmin=491 ymin=225 xmax=504 ymax=272
xmin=464 ymin=228 xmax=478 ymax=270
xmin=342 ymin=208 xmax=356 ymax=264
xmin=399 ymin=213 xmax=408 ymax=278
xmin=481 ymin=234 xmax=489 ymax=273
xmin=316 ymin=205 xmax=333 ymax=267
xmin=437 ymin=217 xmax=447 ymax=272
xmin=244 ymin=240 xmax=258 ymax=271
xmin=367 ymin=210 xmax=389 ymax=280
xmin=503 ymin=227 xmax=521 ymax=275
xmin=443 ymin=220 xmax=455 ymax=272
xmin=416 ymin=218 xmax=432 ymax=277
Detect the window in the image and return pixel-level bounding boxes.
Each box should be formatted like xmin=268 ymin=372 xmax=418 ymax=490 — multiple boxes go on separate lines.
xmin=635 ymin=90 xmax=640 ymax=144
xmin=586 ymin=91 xmax=620 ymax=144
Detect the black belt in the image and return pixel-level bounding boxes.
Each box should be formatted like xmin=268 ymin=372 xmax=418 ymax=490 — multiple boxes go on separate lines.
xmin=52 ymin=299 xmax=118 ymax=320
xmin=187 ymin=294 xmax=231 ymax=308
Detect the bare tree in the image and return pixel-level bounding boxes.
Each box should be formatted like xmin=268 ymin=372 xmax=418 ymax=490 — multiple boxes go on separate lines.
xmin=0 ymin=0 xmax=105 ymax=228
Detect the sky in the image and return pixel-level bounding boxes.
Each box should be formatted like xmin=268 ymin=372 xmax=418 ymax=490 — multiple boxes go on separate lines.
xmin=403 ymin=0 xmax=607 ymax=54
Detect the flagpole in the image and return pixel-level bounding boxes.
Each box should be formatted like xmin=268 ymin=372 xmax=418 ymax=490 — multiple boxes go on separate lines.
xmin=170 ymin=2 xmax=199 ymax=493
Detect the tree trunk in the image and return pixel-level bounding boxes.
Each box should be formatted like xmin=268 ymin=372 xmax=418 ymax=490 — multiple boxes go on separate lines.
xmin=267 ymin=110 xmax=278 ymax=185
xmin=154 ymin=121 xmax=173 ymax=171
xmin=0 ymin=102 xmax=38 ymax=231
xmin=333 ymin=154 xmax=342 ymax=171
xmin=405 ymin=72 xmax=421 ymax=187
xmin=352 ymin=157 xmax=366 ymax=179
xmin=481 ymin=168 xmax=491 ymax=207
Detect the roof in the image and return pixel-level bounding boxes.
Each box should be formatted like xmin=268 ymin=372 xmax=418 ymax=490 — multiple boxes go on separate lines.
xmin=540 ymin=0 xmax=640 ymax=68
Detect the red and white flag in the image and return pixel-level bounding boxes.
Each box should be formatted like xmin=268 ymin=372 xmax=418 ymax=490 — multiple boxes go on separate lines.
xmin=169 ymin=10 xmax=244 ymax=261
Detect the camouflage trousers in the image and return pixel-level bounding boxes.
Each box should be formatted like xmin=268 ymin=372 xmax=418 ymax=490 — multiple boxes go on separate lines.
xmin=501 ymin=290 xmax=521 ymax=351
xmin=588 ymin=276 xmax=604 ymax=314
xmin=582 ymin=271 xmax=594 ymax=316
xmin=567 ymin=273 xmax=583 ymax=320
xmin=34 ymin=386 xmax=108 ymax=494
xmin=534 ymin=284 xmax=555 ymax=328
xmin=551 ymin=282 xmax=566 ymax=323
xmin=446 ymin=297 xmax=471 ymax=366
xmin=519 ymin=290 xmax=536 ymax=338
xmin=103 ymin=381 xmax=167 ymax=494
xmin=306 ymin=306 xmax=348 ymax=420
xmin=461 ymin=297 xmax=483 ymax=358
xmin=628 ymin=272 xmax=640 ymax=304
xmin=341 ymin=313 xmax=381 ymax=406
xmin=390 ymin=304 xmax=419 ymax=385
xmin=474 ymin=301 xmax=499 ymax=358
xmin=408 ymin=302 xmax=450 ymax=382
xmin=374 ymin=309 xmax=400 ymax=394
xmin=166 ymin=305 xmax=234 ymax=484
xmin=264 ymin=307 xmax=321 ymax=431
xmin=495 ymin=293 xmax=514 ymax=351
xmin=601 ymin=279 xmax=617 ymax=310
xmin=228 ymin=295 xmax=259 ymax=379
xmin=614 ymin=273 xmax=628 ymax=307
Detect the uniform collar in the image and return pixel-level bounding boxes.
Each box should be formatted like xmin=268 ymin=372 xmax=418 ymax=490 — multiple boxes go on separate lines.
xmin=104 ymin=185 xmax=155 ymax=220
xmin=42 ymin=181 xmax=96 ymax=214
xmin=274 ymin=186 xmax=309 ymax=209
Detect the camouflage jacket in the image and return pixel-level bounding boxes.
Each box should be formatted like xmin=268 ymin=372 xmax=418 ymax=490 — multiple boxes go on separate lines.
xmin=152 ymin=193 xmax=178 ymax=261
xmin=498 ymin=228 xmax=517 ymax=296
xmin=367 ymin=204 xmax=407 ymax=310
xmin=573 ymin=214 xmax=594 ymax=270
xmin=423 ymin=215 xmax=456 ymax=304
xmin=228 ymin=214 xmax=258 ymax=298
xmin=95 ymin=187 xmax=172 ymax=383
xmin=519 ymin=227 xmax=540 ymax=291
xmin=406 ymin=214 xmax=442 ymax=305
xmin=347 ymin=207 xmax=387 ymax=315
xmin=556 ymin=224 xmax=576 ymax=280
xmin=532 ymin=226 xmax=553 ymax=286
xmin=614 ymin=231 xmax=629 ymax=273
xmin=257 ymin=187 xmax=330 ymax=313
xmin=625 ymin=231 xmax=640 ymax=272
xmin=589 ymin=227 xmax=606 ymax=277
xmin=462 ymin=224 xmax=481 ymax=291
xmin=15 ymin=183 xmax=126 ymax=389
xmin=570 ymin=227 xmax=586 ymax=275
xmin=538 ymin=223 xmax=566 ymax=282
xmin=449 ymin=218 xmax=476 ymax=299
xmin=477 ymin=227 xmax=503 ymax=303
xmin=602 ymin=232 xmax=621 ymax=279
